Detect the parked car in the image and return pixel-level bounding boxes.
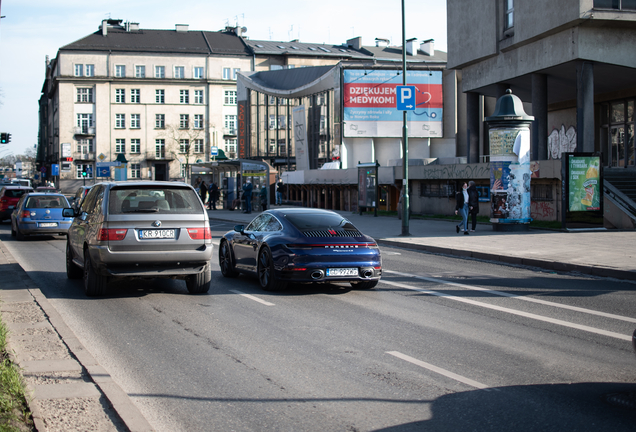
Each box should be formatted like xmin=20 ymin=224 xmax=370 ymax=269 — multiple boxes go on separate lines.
xmin=218 ymin=208 xmax=382 ymax=291
xmin=35 ymin=186 xmax=60 ymax=194
xmin=0 ymin=186 xmax=34 ymax=221
xmin=63 ymin=181 xmax=213 ymax=296
xmin=70 ymin=185 xmax=92 ymax=211
xmin=10 ymin=193 xmax=73 ymax=240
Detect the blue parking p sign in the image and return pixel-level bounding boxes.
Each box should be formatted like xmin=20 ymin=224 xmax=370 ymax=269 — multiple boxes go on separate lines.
xmin=396 ymin=85 xmax=416 ymax=111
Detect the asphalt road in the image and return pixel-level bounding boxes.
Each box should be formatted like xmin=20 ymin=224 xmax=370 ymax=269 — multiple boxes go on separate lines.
xmin=1 ymin=220 xmax=635 ymax=431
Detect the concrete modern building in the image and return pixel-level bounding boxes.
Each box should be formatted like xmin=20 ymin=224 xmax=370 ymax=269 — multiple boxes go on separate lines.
xmin=447 ymin=0 xmax=636 ymax=227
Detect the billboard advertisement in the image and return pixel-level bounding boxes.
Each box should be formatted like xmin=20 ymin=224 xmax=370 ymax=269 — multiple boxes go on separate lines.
xmin=343 ymin=69 xmax=443 ymax=138
xmin=567 ymin=155 xmax=601 ymax=211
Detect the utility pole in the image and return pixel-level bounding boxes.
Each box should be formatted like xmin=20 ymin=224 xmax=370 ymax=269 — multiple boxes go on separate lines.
xmin=401 ymin=0 xmax=410 ymax=236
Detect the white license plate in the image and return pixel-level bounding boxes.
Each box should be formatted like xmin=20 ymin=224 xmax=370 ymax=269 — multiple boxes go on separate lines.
xmin=39 ymin=222 xmax=58 ymax=227
xmin=326 ymin=268 xmax=358 ymax=277
xmin=139 ymin=229 xmax=175 ymax=239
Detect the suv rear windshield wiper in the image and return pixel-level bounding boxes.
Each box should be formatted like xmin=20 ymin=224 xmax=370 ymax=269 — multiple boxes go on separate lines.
xmin=123 ymin=208 xmax=159 ymax=213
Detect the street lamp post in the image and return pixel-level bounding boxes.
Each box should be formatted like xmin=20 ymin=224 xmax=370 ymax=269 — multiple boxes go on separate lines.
xmin=400 ymin=0 xmax=410 ymax=236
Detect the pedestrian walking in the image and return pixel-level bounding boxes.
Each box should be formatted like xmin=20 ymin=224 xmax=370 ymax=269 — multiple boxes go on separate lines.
xmin=276 ymin=180 xmax=283 ymax=205
xmin=199 ymin=180 xmax=208 ymax=205
xmin=455 ymin=182 xmax=469 ymax=235
xmin=467 ymin=180 xmax=479 ymax=232
xmin=259 ymin=184 xmax=268 ymax=211
xmin=242 ymin=180 xmax=253 ymax=213
xmin=208 ymin=182 xmax=220 ymax=210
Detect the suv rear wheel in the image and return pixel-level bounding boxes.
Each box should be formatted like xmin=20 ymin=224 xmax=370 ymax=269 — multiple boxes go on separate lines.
xmin=185 ymin=263 xmax=211 ymax=294
xmin=84 ymin=249 xmax=107 ymax=296
xmin=66 ymin=241 xmax=82 ymax=279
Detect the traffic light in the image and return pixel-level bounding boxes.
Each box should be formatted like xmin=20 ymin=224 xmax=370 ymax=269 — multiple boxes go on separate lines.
xmin=82 ymin=168 xmax=88 ymax=177
xmin=0 ymin=133 xmax=10 ymax=144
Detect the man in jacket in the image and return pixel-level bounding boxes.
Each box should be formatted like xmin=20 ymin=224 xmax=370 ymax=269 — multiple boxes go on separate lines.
xmin=242 ymin=180 xmax=253 ymax=213
xmin=467 ymin=181 xmax=480 ymax=232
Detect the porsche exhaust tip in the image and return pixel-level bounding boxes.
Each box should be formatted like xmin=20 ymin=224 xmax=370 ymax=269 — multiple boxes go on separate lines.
xmin=362 ymin=269 xmax=374 ymax=278
xmin=311 ymin=270 xmax=324 ymax=280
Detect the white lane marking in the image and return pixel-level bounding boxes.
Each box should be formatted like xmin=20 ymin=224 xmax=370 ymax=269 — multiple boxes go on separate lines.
xmin=381 ymin=279 xmax=632 ymax=342
xmin=384 ymin=269 xmax=636 ymax=324
xmin=387 ymin=351 xmax=490 ymax=390
xmin=229 ymin=290 xmax=275 ymax=306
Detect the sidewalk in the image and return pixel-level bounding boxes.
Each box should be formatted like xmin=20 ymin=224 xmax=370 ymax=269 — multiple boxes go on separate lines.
xmin=208 ymin=206 xmax=636 ymax=282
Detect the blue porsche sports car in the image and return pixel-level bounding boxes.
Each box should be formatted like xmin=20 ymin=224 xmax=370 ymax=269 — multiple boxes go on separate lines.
xmin=219 ymin=208 xmax=382 ymax=291
xmin=11 ymin=193 xmax=73 ymax=240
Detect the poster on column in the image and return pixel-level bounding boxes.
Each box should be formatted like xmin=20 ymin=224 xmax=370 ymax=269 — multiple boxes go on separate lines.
xmin=343 ymin=69 xmax=443 ymax=138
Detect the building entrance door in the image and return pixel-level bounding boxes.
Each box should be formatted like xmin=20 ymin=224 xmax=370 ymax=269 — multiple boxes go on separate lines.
xmin=155 ymin=163 xmax=167 ymax=181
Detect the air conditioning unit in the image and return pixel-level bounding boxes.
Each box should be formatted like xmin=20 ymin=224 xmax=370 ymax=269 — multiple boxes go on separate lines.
xmin=74 ymin=127 xmax=82 ymax=134
xmin=88 ymin=127 xmax=95 ymax=134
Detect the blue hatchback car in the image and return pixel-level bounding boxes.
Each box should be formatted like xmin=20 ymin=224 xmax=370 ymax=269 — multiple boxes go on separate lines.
xmin=11 ymin=193 xmax=73 ymax=240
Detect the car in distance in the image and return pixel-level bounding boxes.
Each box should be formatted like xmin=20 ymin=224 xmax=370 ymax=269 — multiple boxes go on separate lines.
xmin=11 ymin=193 xmax=73 ymax=240
xmin=218 ymin=208 xmax=381 ymax=291
xmin=63 ymin=181 xmax=213 ymax=296
xmin=35 ymin=186 xmax=60 ymax=194
xmin=0 ymin=186 xmax=34 ymax=222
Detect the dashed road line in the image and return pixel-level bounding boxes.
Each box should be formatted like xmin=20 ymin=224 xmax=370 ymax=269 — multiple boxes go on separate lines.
xmin=230 ymin=290 xmax=275 ymax=306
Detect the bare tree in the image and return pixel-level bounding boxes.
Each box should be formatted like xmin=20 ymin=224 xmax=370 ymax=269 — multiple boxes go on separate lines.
xmin=160 ymin=121 xmax=213 ymax=181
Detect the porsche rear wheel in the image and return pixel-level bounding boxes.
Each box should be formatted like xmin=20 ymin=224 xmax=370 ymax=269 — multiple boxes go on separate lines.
xmin=219 ymin=240 xmax=239 ymax=278
xmin=258 ymin=246 xmax=287 ymax=292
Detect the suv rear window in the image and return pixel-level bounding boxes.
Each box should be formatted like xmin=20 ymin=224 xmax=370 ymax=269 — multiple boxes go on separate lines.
xmin=108 ymin=186 xmax=203 ymax=214
xmin=284 ymin=213 xmax=356 ymax=230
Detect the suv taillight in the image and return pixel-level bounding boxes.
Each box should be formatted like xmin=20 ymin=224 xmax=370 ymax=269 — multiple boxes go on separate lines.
xmin=187 ymin=227 xmax=211 ymax=240
xmin=97 ymin=228 xmax=128 ymax=241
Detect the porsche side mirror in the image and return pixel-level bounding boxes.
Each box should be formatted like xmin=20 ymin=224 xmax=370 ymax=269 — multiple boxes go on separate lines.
xmin=234 ymin=224 xmax=245 ymax=234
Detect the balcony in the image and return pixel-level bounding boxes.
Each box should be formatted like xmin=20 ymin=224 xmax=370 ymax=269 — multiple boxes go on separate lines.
xmin=223 ymin=128 xmax=237 ymax=136
xmin=72 ymin=152 xmax=95 ymax=161
xmin=145 ymin=150 xmax=176 ymax=161
xmin=74 ymin=126 xmax=96 ymax=136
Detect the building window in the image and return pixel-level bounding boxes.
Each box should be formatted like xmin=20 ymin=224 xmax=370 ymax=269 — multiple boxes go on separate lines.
xmin=130 ymin=163 xmax=141 ymax=179
xmin=594 ymin=0 xmax=636 ymax=9
xmin=155 ymin=114 xmax=166 ymax=129
xmin=194 ymin=90 xmax=204 ymax=104
xmin=130 ymin=139 xmax=141 ymax=153
xmin=155 ymin=114 xmax=165 ymax=129
xmin=180 ymin=90 xmax=189 ymax=104
xmin=85 ymin=65 xmax=94 ymax=77
xmin=115 ymin=65 xmax=126 ymax=78
xmin=174 ymin=66 xmax=185 ymax=79
xmin=76 ymin=114 xmax=93 ymax=134
xmin=179 ymin=139 xmax=189 ymax=153
xmin=224 ymin=139 xmax=236 ymax=157
xmin=504 ymin=0 xmax=514 ymax=30
xmin=223 ymin=67 xmax=231 ymax=80
xmin=130 ymin=114 xmax=141 ymax=129
xmin=76 ymin=164 xmax=93 ymax=179
xmin=155 ymin=139 xmax=166 ymax=158
xmin=115 ymin=114 xmax=126 ymax=129
xmin=194 ymin=67 xmax=204 ymax=79
xmin=135 ymin=65 xmax=145 ymax=78
xmin=74 ymin=64 xmax=83 ymax=77
xmin=599 ymin=99 xmax=635 ymax=167
xmin=180 ymin=114 xmax=189 ymax=129
xmin=131 ymin=89 xmax=141 ymax=103
xmin=155 ymin=66 xmax=165 ymax=78
xmin=156 ymin=89 xmax=165 ymax=104
xmin=77 ymin=138 xmax=94 ymax=153
xmin=115 ymin=89 xmax=126 ymax=103
xmin=233 ymin=68 xmax=240 ymax=79
xmin=278 ymin=115 xmax=287 ymax=129
xmin=224 ymin=90 xmax=237 ymax=105
xmin=77 ymin=88 xmax=93 ymax=103
xmin=194 ymin=139 xmax=204 ymax=153
xmin=115 ymin=139 xmax=126 ymax=153
xmin=194 ymin=114 xmax=204 ymax=129
xmin=225 ymin=115 xmax=236 ymax=133
xmin=269 ymin=139 xmax=277 ymax=154
xmin=269 ymin=115 xmax=277 ymax=130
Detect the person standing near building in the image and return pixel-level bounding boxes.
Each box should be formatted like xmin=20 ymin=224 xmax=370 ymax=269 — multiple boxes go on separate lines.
xmin=199 ymin=180 xmax=208 ymax=206
xmin=467 ymin=180 xmax=479 ymax=232
xmin=276 ymin=180 xmax=283 ymax=205
xmin=208 ymin=182 xmax=220 ymax=210
xmin=455 ymin=182 xmax=469 ymax=235
xmin=242 ymin=180 xmax=253 ymax=213
xmin=259 ymin=184 xmax=268 ymax=211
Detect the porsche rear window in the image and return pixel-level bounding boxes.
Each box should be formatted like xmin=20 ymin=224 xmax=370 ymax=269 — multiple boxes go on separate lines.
xmin=284 ymin=213 xmax=356 ymax=230
xmin=108 ymin=187 xmax=203 ymax=214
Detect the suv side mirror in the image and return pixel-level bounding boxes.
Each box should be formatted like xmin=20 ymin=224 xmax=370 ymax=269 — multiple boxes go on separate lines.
xmin=62 ymin=208 xmax=76 ymax=218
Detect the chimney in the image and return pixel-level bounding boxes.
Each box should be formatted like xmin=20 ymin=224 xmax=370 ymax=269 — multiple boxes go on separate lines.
xmin=175 ymin=24 xmax=189 ymax=32
xmin=420 ymin=39 xmax=435 ymax=56
xmin=375 ymin=38 xmax=390 ymax=47
xmin=406 ymin=38 xmax=417 ymax=56
xmin=234 ymin=26 xmax=247 ymax=37
xmin=101 ymin=19 xmax=108 ymax=36
xmin=129 ymin=22 xmax=140 ymax=31
xmin=347 ymin=37 xmax=362 ymax=50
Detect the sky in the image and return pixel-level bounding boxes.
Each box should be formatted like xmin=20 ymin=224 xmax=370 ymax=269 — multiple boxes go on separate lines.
xmin=0 ymin=0 xmax=447 ymax=158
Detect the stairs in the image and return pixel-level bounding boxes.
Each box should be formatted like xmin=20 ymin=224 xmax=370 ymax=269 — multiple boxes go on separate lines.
xmin=604 ymin=169 xmax=636 ymax=202
xmin=603 ymin=169 xmax=636 ymax=229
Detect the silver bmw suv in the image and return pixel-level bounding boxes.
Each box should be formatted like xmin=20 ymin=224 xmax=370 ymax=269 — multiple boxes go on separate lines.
xmin=63 ymin=181 xmax=213 ymax=296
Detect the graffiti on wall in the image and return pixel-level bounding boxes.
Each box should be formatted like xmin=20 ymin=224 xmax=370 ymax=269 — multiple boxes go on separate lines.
xmin=531 ymin=201 xmax=556 ymax=220
xmin=548 ymin=125 xmax=577 ymax=160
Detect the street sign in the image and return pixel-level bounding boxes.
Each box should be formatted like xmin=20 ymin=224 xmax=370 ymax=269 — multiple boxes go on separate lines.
xmin=396 ymin=85 xmax=416 ymax=111
xmin=96 ymin=167 xmax=110 ymax=177
xmin=96 ymin=161 xmax=121 ymax=168
xmin=40 ymin=166 xmax=47 ymax=173
xmin=51 ymin=164 xmax=59 ymax=176
xmin=211 ymin=146 xmax=219 ymax=156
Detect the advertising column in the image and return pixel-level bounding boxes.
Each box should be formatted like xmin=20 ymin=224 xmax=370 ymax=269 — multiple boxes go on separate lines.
xmin=485 ymin=90 xmax=534 ymax=231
